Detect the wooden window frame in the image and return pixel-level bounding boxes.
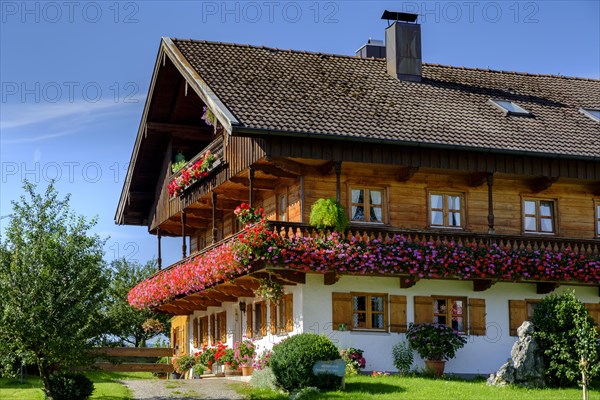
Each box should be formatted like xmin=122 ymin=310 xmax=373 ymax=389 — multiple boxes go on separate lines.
xmin=427 ymin=191 xmax=466 ymax=229
xmin=521 ymin=197 xmax=558 ymax=235
xmin=200 ymin=316 xmax=209 ymax=346
xmin=595 ymin=200 xmax=600 ymax=238
xmin=432 ymin=296 xmax=468 ymax=333
xmin=254 ymin=301 xmax=267 ymax=339
xmin=350 ymin=292 xmax=388 ymax=331
xmin=347 ymin=186 xmax=387 ymax=225
xmin=277 ymin=189 xmax=289 ymax=222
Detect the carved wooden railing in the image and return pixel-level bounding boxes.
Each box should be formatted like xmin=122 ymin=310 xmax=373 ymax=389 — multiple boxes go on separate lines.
xmin=151 ymin=136 xmax=224 ymax=230
xmin=269 ymin=221 xmax=600 ymax=258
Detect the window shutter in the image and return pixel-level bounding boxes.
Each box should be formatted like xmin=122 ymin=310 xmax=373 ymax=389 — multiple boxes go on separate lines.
xmin=332 ymin=292 xmax=352 ymax=330
xmin=509 ymin=300 xmax=527 ymax=336
xmin=209 ymin=314 xmax=216 ymax=345
xmin=389 ymin=295 xmax=407 ymax=333
xmin=260 ymin=302 xmax=268 ymax=337
xmin=201 ymin=317 xmax=209 ymax=346
xmin=285 ymin=294 xmax=294 ymax=332
xmin=584 ymin=303 xmax=600 ymax=328
xmin=413 ymin=296 xmax=433 ymax=324
xmin=469 ymin=298 xmax=486 ymax=336
xmin=219 ymin=312 xmax=227 ymax=343
xmin=192 ymin=318 xmax=199 ymax=347
xmin=270 ymin=301 xmax=277 ymax=335
xmin=246 ymin=303 xmax=253 ymax=338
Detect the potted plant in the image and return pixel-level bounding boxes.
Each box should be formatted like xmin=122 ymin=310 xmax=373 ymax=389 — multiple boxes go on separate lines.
xmin=234 ymin=340 xmax=256 ymax=376
xmin=219 ymin=348 xmax=238 ymax=375
xmin=172 ymin=354 xmax=196 ymax=379
xmin=340 ymin=347 xmax=366 ymax=376
xmin=407 ymin=323 xmax=467 ymax=376
xmin=234 ymin=203 xmax=264 ymax=226
xmin=309 ymin=198 xmax=349 ymax=232
xmin=196 ymin=346 xmax=217 ymax=374
xmin=192 ymin=363 xmax=206 ymax=378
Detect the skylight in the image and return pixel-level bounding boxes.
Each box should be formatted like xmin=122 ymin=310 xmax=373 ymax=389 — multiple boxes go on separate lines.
xmin=579 ymin=108 xmax=600 ymax=122
xmin=489 ymin=99 xmax=532 ymax=116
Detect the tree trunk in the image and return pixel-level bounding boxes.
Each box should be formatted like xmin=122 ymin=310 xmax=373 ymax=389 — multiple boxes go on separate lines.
xmin=37 ymin=361 xmax=53 ymax=400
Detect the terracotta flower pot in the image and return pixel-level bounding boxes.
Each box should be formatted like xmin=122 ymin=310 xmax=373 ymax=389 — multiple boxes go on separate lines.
xmin=425 ymin=360 xmax=446 ymax=377
xmin=241 ymin=366 xmax=254 ymax=376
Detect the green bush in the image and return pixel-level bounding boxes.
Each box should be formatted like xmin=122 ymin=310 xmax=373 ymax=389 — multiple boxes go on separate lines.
xmin=392 ymin=341 xmax=413 ymax=374
xmin=249 ymin=366 xmax=279 ymax=391
xmin=48 ymin=372 xmax=94 ymax=400
xmin=309 ymin=198 xmax=348 ymax=232
xmin=531 ymin=291 xmax=599 ymax=388
xmin=269 ymin=333 xmax=342 ymax=392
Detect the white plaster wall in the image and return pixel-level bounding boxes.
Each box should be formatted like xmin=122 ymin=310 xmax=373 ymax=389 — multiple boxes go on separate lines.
xmin=300 ymin=274 xmax=599 ymax=375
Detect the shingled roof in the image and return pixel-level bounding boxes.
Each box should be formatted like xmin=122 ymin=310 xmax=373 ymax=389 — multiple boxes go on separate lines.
xmin=173 ymin=39 xmax=600 ymax=160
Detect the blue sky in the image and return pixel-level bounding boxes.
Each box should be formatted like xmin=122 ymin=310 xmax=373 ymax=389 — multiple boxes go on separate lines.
xmin=1 ymin=1 xmax=599 ymax=268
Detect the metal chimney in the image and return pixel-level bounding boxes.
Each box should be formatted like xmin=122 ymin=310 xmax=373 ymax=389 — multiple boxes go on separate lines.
xmin=356 ymin=38 xmax=386 ymax=59
xmin=381 ymin=10 xmax=422 ymax=82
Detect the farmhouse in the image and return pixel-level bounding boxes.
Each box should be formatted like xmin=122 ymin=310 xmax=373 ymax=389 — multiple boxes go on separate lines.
xmin=117 ymin=12 xmax=600 ymax=374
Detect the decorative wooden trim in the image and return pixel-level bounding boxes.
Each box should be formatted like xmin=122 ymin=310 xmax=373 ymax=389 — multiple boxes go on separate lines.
xmin=467 ymin=171 xmax=488 ymax=187
xmin=397 ymin=166 xmax=419 ymax=182
xmin=473 ymin=279 xmax=494 ymax=292
xmin=536 ymin=282 xmax=558 ymax=294
xmin=324 ymin=271 xmax=339 ymax=286
xmin=529 ymin=176 xmax=559 ymax=194
xmin=400 ymin=275 xmax=418 ymax=289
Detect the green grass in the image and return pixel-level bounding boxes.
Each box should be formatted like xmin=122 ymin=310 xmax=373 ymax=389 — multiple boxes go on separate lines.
xmin=237 ymin=374 xmax=600 ymax=400
xmin=0 ymin=372 xmax=154 ymax=400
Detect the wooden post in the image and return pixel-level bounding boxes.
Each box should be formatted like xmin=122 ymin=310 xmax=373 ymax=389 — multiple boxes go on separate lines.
xmin=335 ymin=161 xmax=342 ymax=203
xmin=249 ymin=165 xmax=255 ymax=208
xmin=181 ymin=211 xmax=187 ymax=258
xmin=157 ymin=228 xmax=162 ymax=271
xmin=487 ymin=172 xmax=495 ymax=234
xmin=212 ymin=192 xmax=218 ymax=245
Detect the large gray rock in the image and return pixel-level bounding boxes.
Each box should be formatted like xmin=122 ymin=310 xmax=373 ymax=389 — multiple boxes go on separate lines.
xmin=487 ymin=321 xmax=544 ymax=388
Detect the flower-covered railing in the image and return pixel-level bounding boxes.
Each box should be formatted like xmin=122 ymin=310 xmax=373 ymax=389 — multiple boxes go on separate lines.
xmin=128 ymin=219 xmax=600 ymax=310
xmin=167 ymin=137 xmax=223 ymax=198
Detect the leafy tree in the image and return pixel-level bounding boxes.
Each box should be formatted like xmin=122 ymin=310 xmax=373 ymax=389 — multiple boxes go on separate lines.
xmin=531 ymin=291 xmax=599 ymax=390
xmin=0 ymin=182 xmax=107 ymax=398
xmin=104 ymin=258 xmax=170 ymax=347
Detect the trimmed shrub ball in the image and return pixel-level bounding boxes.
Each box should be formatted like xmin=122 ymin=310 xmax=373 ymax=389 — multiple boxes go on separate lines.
xmin=269 ymin=333 xmax=342 ymax=392
xmin=48 ymin=372 xmax=94 ymax=400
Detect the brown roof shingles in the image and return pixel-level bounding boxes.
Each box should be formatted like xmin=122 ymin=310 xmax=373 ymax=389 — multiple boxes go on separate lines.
xmin=173 ymin=39 xmax=600 ymax=159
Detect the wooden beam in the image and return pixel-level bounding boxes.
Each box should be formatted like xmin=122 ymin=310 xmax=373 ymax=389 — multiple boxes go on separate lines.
xmin=272 ymin=270 xmax=306 ymax=285
xmin=214 ymin=285 xmax=255 ymax=298
xmin=94 ymin=347 xmax=174 ymax=357
xmin=590 ymin=182 xmax=600 ymax=196
xmin=186 ymin=208 xmax=223 ymax=220
xmin=213 ymin=188 xmax=250 ymax=202
xmin=253 ymin=164 xmax=299 ymax=178
xmin=529 ymin=176 xmax=558 ymax=194
xmin=196 ymin=198 xmax=242 ymax=211
xmin=202 ymin=291 xmax=238 ymax=303
xmin=147 ymin=122 xmax=212 ymax=141
xmin=324 ymin=272 xmax=339 ymax=286
xmin=267 ymin=157 xmax=335 ymax=176
xmin=230 ymin=176 xmax=279 ymax=190
xmin=94 ymin=363 xmax=173 ymax=373
xmin=473 ymin=279 xmax=494 ymax=292
xmin=400 ymin=275 xmax=418 ymax=289
xmin=234 ymin=277 xmax=260 ymax=291
xmin=467 ymin=172 xmax=488 ymax=187
xmin=397 ymin=167 xmax=419 ymax=182
xmin=537 ymin=282 xmax=558 ymax=294
xmin=252 ymin=272 xmax=297 ymax=286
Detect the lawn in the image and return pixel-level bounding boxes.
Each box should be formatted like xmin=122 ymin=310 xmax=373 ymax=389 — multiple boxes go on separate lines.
xmin=0 ymin=371 xmax=154 ymax=400
xmin=237 ymin=374 xmax=600 ymax=400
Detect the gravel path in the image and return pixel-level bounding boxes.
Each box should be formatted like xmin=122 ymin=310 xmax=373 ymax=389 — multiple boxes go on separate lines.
xmin=120 ymin=378 xmax=247 ymax=400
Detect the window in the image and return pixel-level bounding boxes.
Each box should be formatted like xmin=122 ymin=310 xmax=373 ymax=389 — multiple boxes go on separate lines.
xmin=254 ymin=302 xmax=267 ymax=338
xmin=350 ymin=187 xmax=385 ymax=223
xmin=429 ymin=192 xmax=464 ymax=228
xmin=215 ymin=312 xmax=227 ymax=343
xmin=272 ymin=294 xmax=294 ymax=335
xmin=433 ymin=297 xmax=467 ymax=332
xmin=595 ymin=201 xmax=600 ymax=237
xmin=277 ymin=192 xmax=288 ymax=221
xmin=489 ymin=99 xmax=532 ymax=116
xmin=523 ymin=199 xmax=556 ymax=234
xmin=351 ymin=293 xmax=387 ymax=330
xmin=580 ymin=108 xmax=600 ymax=122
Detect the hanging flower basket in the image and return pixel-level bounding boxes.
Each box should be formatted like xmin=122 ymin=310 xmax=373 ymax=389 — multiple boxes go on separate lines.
xmin=254 ymin=278 xmax=284 ymax=302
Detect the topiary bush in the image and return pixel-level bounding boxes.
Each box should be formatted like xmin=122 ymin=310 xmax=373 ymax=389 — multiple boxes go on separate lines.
xmin=48 ymin=372 xmax=94 ymax=400
xmin=309 ymin=198 xmax=349 ymax=232
xmin=531 ymin=291 xmax=599 ymax=388
xmin=269 ymin=333 xmax=342 ymax=392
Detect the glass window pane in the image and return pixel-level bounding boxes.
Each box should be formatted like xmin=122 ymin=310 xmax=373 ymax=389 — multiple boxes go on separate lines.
xmin=539 ymin=202 xmax=552 ymax=217
xmin=448 ymin=195 xmax=460 ymax=210
xmin=352 ymin=189 xmax=364 ymax=204
xmin=352 ymin=206 xmax=364 ymax=221
xmin=353 ymin=296 xmax=366 ymax=311
xmin=431 ymin=194 xmax=443 ymax=209
xmin=434 ymin=299 xmax=447 ymax=314
xmin=450 ymin=212 xmax=461 ymax=227
xmin=540 ymin=218 xmax=553 ymax=232
xmin=371 ymin=296 xmax=384 ymax=312
xmin=431 ymin=211 xmax=443 ymax=225
xmin=525 ymin=217 xmax=536 ymax=231
xmin=524 ymin=200 xmax=536 ymax=215
xmin=353 ymin=313 xmax=366 ymax=328
xmin=452 ymin=300 xmax=463 ymax=315
xmin=434 ymin=315 xmax=446 ymax=325
xmin=372 ymin=314 xmax=384 ymax=329
xmin=370 ymin=190 xmax=382 ymax=205
xmin=370 ymin=207 xmax=382 ymax=223
xmin=452 ymin=316 xmax=464 ymax=331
